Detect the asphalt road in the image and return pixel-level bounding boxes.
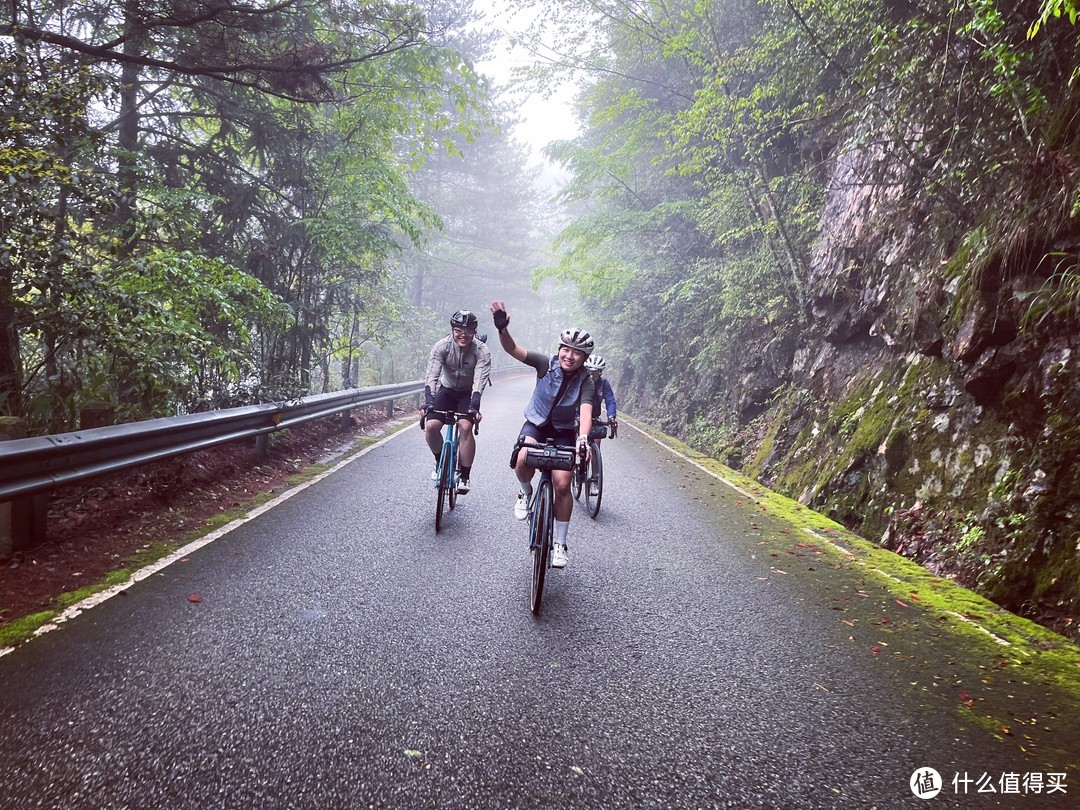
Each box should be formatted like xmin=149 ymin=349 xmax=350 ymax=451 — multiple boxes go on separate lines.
xmin=0 ymin=376 xmax=1077 ymax=809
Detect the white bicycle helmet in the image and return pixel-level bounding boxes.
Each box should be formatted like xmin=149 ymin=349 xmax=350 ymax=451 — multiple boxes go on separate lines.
xmin=584 ymin=353 xmax=606 ymax=372
xmin=559 ymin=327 xmax=594 ymax=355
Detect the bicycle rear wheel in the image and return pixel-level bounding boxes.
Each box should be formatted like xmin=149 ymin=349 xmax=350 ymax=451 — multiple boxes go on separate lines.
xmin=435 ymin=450 xmax=450 ymax=533
xmin=585 ymin=442 xmax=603 ymax=519
xmin=529 ymin=478 xmax=553 ymax=614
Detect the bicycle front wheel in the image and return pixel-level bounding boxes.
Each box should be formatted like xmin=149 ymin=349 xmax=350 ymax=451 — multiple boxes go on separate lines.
xmin=585 ymin=442 xmax=603 ymax=519
xmin=448 ymin=453 xmax=458 ymax=512
xmin=570 ymin=462 xmax=583 ymax=500
xmin=435 ymin=451 xmax=450 ymax=533
xmin=529 ymin=479 xmax=553 ymax=614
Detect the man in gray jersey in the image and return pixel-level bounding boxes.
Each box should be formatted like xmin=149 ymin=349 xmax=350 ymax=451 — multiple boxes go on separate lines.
xmin=421 ymin=310 xmax=492 ymax=493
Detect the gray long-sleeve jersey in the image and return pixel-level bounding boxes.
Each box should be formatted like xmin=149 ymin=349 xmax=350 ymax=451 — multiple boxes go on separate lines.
xmin=424 ymin=334 xmax=492 ymax=396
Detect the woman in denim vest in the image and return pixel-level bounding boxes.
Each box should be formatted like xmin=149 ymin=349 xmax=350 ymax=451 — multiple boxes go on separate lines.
xmin=489 ymin=300 xmax=595 ymax=569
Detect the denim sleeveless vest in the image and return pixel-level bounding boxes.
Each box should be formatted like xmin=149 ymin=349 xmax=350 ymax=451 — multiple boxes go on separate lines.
xmin=524 ymin=356 xmax=585 ymax=431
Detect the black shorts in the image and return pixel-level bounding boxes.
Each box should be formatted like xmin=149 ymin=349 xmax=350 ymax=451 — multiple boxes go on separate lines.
xmin=517 ymin=421 xmax=576 ymax=447
xmin=431 ymin=387 xmax=472 ymax=415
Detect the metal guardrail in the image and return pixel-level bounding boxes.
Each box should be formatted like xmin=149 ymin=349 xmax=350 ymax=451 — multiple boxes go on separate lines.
xmin=0 ymin=381 xmax=424 ymax=501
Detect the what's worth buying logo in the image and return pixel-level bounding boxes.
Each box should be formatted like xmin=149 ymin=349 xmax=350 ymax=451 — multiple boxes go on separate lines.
xmin=911 ymin=768 xmax=943 ymax=799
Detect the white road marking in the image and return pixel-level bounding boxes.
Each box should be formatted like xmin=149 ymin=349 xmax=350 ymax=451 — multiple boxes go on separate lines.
xmin=624 ymin=421 xmax=757 ymax=499
xmin=1 ymin=420 xmax=414 ymax=658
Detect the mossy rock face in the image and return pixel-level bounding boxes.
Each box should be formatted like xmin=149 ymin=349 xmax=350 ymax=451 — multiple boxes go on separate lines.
xmin=616 ymin=222 xmax=1080 ymax=640
xmin=707 ymin=321 xmax=1080 ymax=639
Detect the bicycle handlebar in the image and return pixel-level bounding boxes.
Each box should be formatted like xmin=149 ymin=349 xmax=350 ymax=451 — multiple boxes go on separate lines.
xmin=421 ymin=409 xmax=480 ymax=435
xmin=510 ymin=436 xmax=577 ymax=471
xmin=592 ymin=417 xmax=617 ymax=438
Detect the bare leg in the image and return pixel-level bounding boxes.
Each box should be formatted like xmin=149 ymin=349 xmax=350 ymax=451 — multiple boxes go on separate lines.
xmin=424 ymin=418 xmax=445 ymax=458
xmin=513 ymin=442 xmax=537 ymax=487
xmin=552 ymin=469 xmax=574 ymax=521
xmin=457 ymin=418 xmax=475 ymax=467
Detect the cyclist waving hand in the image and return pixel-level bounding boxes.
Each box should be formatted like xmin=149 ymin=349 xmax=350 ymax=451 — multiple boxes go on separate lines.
xmin=489 ymin=300 xmax=595 ymax=569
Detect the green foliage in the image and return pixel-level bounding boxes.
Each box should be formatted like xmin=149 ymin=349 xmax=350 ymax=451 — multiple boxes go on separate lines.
xmin=1 ymin=0 xmax=502 ymax=427
xmin=1019 ymin=253 xmax=1080 ymax=329
xmin=1029 ymin=0 xmax=1080 ymax=38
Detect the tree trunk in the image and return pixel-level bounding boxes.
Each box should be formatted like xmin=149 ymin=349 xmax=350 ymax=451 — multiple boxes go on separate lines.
xmin=0 ymin=265 xmax=22 ymax=417
xmin=116 ymin=0 xmax=145 ymax=257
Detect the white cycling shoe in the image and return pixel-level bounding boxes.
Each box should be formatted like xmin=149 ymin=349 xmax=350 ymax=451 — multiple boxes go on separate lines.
xmin=514 ymin=492 xmax=530 ymax=520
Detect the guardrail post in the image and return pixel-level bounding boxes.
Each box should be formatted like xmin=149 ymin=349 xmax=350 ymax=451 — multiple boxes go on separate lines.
xmin=80 ymin=402 xmax=115 ymax=429
xmin=0 ymin=418 xmax=49 ymax=556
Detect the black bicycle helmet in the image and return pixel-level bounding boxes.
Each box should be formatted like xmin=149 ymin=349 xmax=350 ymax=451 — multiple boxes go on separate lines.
xmin=559 ymin=327 xmax=594 ymax=355
xmin=450 ymin=309 xmax=478 ymax=330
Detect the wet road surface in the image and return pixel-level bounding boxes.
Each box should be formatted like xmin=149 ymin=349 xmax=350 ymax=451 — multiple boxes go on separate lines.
xmin=0 ymin=376 xmax=1077 ymax=808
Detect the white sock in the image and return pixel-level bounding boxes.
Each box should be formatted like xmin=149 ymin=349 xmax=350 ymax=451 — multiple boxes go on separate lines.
xmin=519 ymin=481 xmax=533 ymax=498
xmin=555 ymin=520 xmax=569 ymax=545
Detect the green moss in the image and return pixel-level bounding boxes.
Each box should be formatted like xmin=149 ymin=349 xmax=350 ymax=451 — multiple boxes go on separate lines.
xmin=0 ymin=611 xmax=56 ymax=647
xmin=625 ymin=415 xmax=1080 ymax=707
xmin=748 ymin=420 xmax=779 ymax=475
xmin=777 ymin=369 xmax=902 ymax=501
xmin=55 ymin=580 xmax=116 ymax=610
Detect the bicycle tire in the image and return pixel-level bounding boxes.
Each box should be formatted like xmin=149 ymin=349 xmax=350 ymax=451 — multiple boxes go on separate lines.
xmin=435 ymin=448 xmax=449 ymax=533
xmin=448 ymin=449 xmax=458 ymax=512
xmin=585 ymin=442 xmax=603 ymax=519
xmin=529 ymin=478 xmax=553 ymax=614
xmin=571 ymin=461 xmax=583 ymax=500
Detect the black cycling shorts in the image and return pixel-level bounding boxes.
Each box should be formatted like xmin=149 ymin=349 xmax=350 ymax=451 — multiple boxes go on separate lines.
xmin=431 ymin=387 xmax=473 ymax=416
xmin=518 ymin=421 xmax=575 ymax=447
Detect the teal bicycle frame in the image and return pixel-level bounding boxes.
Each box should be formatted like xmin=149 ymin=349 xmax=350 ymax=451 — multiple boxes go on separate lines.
xmin=423 ymin=409 xmax=477 ymax=533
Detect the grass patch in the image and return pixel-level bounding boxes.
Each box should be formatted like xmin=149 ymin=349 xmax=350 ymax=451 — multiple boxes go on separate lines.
xmin=0 ymin=611 xmax=56 ymax=648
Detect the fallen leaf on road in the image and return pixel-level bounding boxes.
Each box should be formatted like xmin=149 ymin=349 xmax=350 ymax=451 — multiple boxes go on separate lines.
xmin=187 ymin=593 xmax=203 ymax=603
xmin=570 ymin=766 xmax=585 ymax=776
xmin=842 ymin=620 xmax=856 ymax=627
xmin=895 ymin=599 xmax=910 ymax=608
xmin=404 ymin=749 xmax=423 ymax=758
xmin=871 ymin=646 xmax=881 ymax=654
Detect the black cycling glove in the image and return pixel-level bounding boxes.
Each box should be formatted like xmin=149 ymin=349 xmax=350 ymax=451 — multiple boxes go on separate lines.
xmin=424 ymin=386 xmax=434 ymax=409
xmin=493 ymin=309 xmax=509 ymax=332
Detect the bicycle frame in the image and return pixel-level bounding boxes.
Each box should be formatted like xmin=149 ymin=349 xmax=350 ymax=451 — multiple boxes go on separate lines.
xmin=512 ymin=436 xmax=577 ymax=614
xmin=423 ymin=409 xmax=478 ymax=533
